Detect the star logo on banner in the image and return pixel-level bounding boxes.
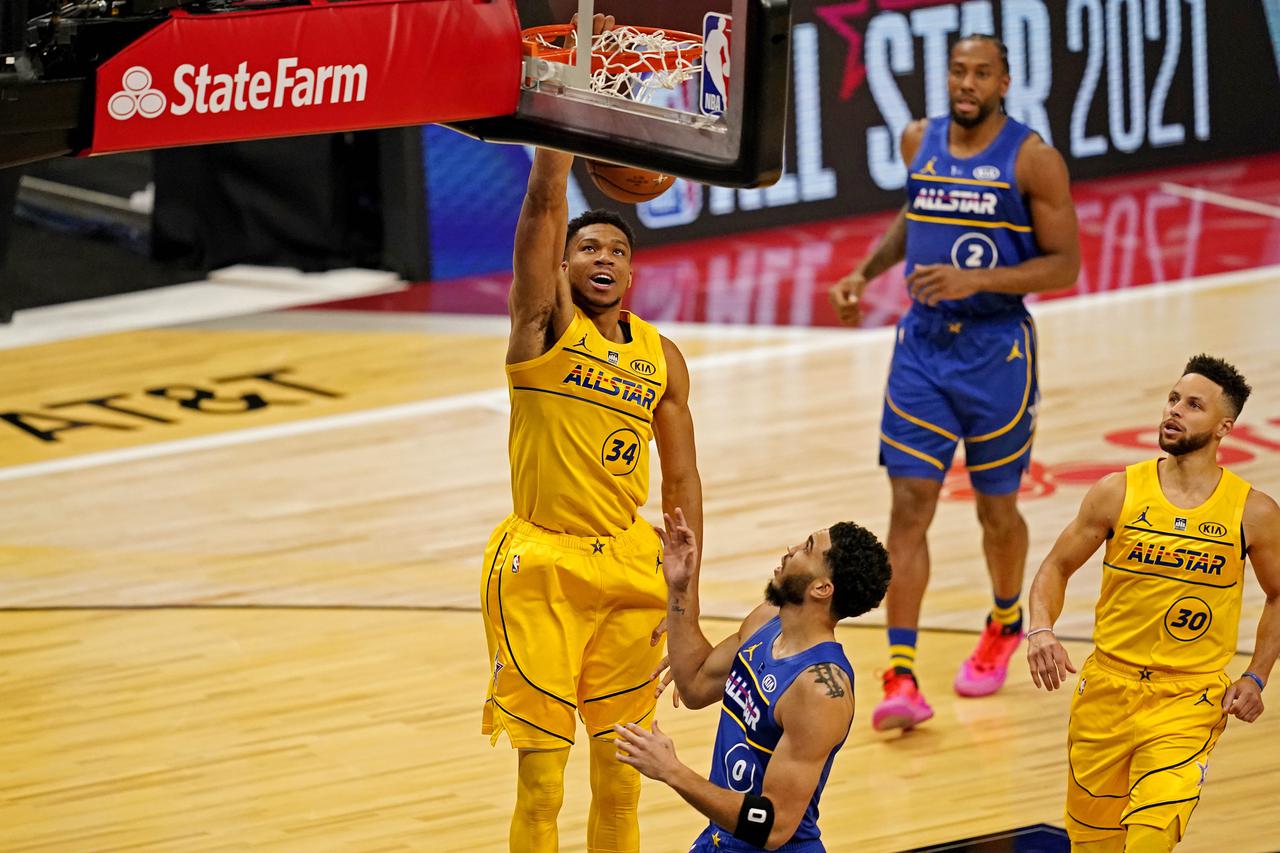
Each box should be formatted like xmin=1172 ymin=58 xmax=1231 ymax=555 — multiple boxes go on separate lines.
xmin=815 ymin=0 xmax=952 ymax=101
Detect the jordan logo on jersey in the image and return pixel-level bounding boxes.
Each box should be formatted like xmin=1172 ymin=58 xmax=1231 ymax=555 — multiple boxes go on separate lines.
xmin=1194 ymin=690 xmax=1212 ymax=706
xmin=573 ymin=334 xmax=591 ymax=352
xmin=920 ymin=156 xmax=938 ymax=175
xmin=743 ymin=642 xmax=763 ymax=662
xmin=1006 ymin=340 xmax=1024 ymax=362
xmin=1134 ymin=506 xmax=1152 ymax=526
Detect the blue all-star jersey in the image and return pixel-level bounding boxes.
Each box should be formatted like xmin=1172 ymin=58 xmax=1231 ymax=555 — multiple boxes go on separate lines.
xmin=703 ymin=616 xmax=853 ymax=847
xmin=904 ymin=115 xmax=1041 ymax=319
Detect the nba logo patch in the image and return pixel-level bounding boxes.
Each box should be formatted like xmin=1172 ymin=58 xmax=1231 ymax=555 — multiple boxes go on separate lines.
xmin=608 ymin=350 xmax=619 ymax=365
xmin=700 ymin=13 xmax=731 ymax=117
xmin=511 ymin=555 xmax=520 ymax=573
xmin=1175 ymin=517 xmax=1187 ymax=531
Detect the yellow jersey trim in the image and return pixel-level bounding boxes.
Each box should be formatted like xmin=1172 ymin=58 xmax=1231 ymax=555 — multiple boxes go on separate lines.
xmin=905 ymin=212 xmax=1034 ymax=232
xmin=885 ymin=392 xmax=960 ymax=441
xmin=911 ymin=173 xmax=1011 ymax=189
xmin=505 ymin=313 xmax=583 ymax=374
xmin=719 ymin=706 xmax=776 ymax=755
xmin=880 ymin=433 xmax=946 ymax=470
xmin=737 ymin=653 xmax=772 ymax=707
xmin=967 ymin=321 xmax=1034 ymax=443
xmin=967 ymin=433 xmax=1034 ymax=472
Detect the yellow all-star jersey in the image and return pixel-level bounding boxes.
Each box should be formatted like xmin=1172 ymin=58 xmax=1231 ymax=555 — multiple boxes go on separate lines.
xmin=1096 ymin=458 xmax=1251 ymax=673
xmin=506 ymin=308 xmax=667 ymax=537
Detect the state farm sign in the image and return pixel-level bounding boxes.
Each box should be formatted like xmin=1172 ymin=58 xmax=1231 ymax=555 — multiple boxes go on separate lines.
xmin=87 ymin=0 xmax=520 ymax=155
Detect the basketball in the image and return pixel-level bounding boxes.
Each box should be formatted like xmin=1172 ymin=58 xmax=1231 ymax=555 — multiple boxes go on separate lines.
xmin=585 ymin=160 xmax=675 ymax=204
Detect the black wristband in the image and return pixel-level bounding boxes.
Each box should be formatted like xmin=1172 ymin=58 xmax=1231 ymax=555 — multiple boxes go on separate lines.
xmin=734 ymin=794 xmax=774 ymax=848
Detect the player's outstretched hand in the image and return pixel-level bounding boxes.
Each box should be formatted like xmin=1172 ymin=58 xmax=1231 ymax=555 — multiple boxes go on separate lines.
xmin=1223 ymin=677 xmax=1264 ymax=722
xmin=656 ymin=507 xmax=698 ymax=593
xmin=1027 ymin=631 xmax=1076 ymax=691
xmin=614 ymin=720 xmax=679 ymax=782
xmin=828 ymin=271 xmax=867 ymax=326
xmin=651 ymin=655 xmax=682 ymax=707
xmin=907 ymin=264 xmax=978 ymax=306
xmin=568 ymin=11 xmax=616 ymax=39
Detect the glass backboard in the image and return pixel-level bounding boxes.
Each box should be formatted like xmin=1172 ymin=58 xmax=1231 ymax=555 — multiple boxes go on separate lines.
xmin=446 ymin=0 xmax=792 ymax=189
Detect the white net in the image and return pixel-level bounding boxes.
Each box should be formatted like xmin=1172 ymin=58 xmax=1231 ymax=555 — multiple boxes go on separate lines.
xmin=526 ymin=26 xmax=703 ymax=104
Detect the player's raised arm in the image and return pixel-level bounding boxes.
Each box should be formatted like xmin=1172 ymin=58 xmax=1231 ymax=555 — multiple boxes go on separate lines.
xmin=507 ymin=148 xmax=575 ymax=364
xmin=1027 ymin=472 xmax=1125 ymax=690
xmin=657 ymin=508 xmax=774 ymax=709
xmin=1225 ymin=489 xmax=1280 ymax=722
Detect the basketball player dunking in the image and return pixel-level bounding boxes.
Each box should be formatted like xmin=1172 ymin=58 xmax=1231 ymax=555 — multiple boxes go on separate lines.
xmin=480 ymin=146 xmax=703 ymax=853
xmin=1028 ymin=355 xmax=1280 ymax=851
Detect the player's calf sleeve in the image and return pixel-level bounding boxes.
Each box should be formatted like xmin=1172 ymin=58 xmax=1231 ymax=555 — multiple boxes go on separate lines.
xmin=1124 ymin=821 xmax=1180 ymax=853
xmin=587 ymin=737 xmax=642 ymax=853
xmin=512 ymin=748 xmax=570 ymax=853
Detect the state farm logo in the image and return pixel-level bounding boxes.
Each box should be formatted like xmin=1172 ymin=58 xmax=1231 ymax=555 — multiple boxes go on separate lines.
xmin=108 ymin=66 xmax=167 ymax=121
xmin=106 ymin=58 xmax=368 ymax=120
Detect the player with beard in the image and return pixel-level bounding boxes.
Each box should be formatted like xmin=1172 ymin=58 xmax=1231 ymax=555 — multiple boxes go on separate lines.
xmin=1027 ymin=355 xmax=1280 ymax=852
xmin=480 ymin=145 xmax=703 ymax=853
xmin=615 ymin=509 xmax=891 ymax=851
xmin=828 ymin=34 xmax=1080 ymax=730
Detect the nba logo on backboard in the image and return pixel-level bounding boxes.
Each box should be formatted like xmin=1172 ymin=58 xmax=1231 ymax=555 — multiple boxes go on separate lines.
xmin=700 ymin=13 xmax=731 ymax=117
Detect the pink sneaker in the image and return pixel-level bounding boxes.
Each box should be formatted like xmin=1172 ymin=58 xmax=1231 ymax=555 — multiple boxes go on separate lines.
xmin=872 ymin=671 xmax=935 ymax=731
xmin=954 ymin=619 xmax=1024 ymax=697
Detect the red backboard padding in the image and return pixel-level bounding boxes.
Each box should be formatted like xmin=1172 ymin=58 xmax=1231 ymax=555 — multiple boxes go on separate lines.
xmin=88 ymin=0 xmax=521 ymax=155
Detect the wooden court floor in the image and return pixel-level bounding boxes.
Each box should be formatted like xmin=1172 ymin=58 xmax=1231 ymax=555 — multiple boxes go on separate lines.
xmin=3 ymin=269 xmax=1280 ymax=851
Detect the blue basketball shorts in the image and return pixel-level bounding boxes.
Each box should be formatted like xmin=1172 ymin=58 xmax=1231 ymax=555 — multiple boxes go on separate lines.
xmin=879 ymin=309 xmax=1039 ymax=495
xmin=688 ymin=824 xmax=827 ymax=852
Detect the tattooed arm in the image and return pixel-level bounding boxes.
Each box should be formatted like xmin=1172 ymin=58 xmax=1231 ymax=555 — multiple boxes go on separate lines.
xmin=749 ymin=662 xmax=854 ymax=846
xmin=616 ymin=661 xmax=853 ymax=850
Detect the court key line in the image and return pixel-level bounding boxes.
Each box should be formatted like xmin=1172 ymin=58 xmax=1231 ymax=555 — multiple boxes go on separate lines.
xmin=1159 ymin=182 xmax=1280 ymax=219
xmin=2 ymin=262 xmax=1279 ymax=484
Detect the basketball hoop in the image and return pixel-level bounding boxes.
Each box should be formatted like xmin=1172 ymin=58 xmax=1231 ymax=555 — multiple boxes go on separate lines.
xmin=521 ymin=24 xmax=703 ymax=103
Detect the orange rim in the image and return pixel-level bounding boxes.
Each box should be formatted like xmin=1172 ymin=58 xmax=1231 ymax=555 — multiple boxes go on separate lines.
xmin=521 ymin=24 xmax=703 ymax=74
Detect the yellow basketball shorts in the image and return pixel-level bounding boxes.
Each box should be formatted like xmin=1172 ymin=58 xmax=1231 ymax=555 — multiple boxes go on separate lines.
xmin=1065 ymin=651 xmax=1230 ymax=842
xmin=480 ymin=514 xmax=667 ymax=750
